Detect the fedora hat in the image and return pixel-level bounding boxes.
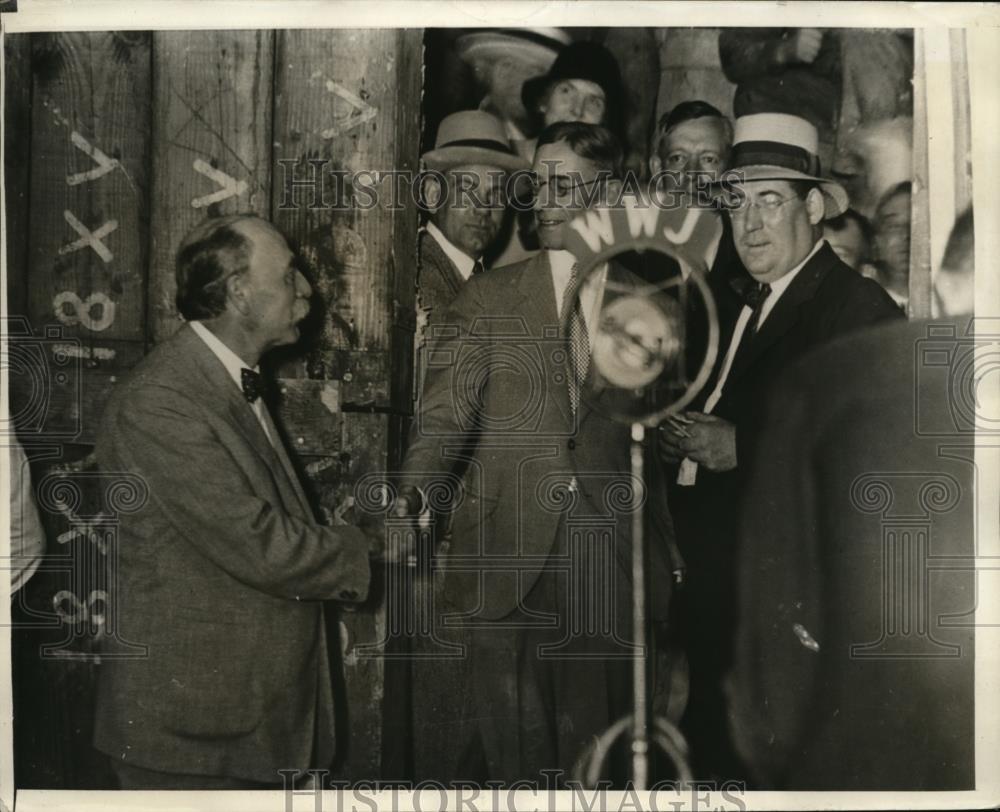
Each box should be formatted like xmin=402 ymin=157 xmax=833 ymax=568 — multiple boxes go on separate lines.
xmin=521 ymin=41 xmax=624 ymax=129
xmin=421 ymin=110 xmax=530 ymax=173
xmin=727 ymin=113 xmax=849 ymax=219
xmin=456 ymin=28 xmax=570 ymax=71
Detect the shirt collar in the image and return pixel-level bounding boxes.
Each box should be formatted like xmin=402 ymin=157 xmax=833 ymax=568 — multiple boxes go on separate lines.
xmin=189 ymin=320 xmax=258 ymax=392
xmin=768 ymin=238 xmax=825 ymax=299
xmin=426 ymin=221 xmax=477 ymax=281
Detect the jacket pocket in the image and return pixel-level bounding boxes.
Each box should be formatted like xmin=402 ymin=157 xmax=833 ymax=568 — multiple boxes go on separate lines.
xmin=158 ymin=614 xmax=262 ymax=739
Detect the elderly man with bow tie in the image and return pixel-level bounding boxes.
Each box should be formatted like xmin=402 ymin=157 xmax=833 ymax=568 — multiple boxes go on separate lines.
xmin=93 ymin=215 xmax=394 ymax=790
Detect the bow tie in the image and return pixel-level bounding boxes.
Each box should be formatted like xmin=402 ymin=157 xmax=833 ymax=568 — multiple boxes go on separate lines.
xmin=731 ymin=277 xmax=771 ymax=309
xmin=241 ymin=368 xmax=264 ymax=403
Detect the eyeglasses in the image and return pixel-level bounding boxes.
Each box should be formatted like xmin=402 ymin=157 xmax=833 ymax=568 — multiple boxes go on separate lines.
xmin=726 ymin=193 xmax=798 ymax=219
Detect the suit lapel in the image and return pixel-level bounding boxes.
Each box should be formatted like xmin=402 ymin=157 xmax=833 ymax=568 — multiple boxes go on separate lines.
xmin=174 ymin=325 xmax=313 ymax=519
xmin=259 ymin=403 xmax=314 ymax=518
xmin=421 ymin=230 xmax=465 ymax=299
xmin=726 ymin=244 xmax=834 ymax=384
xmin=514 ymin=252 xmax=574 ymax=428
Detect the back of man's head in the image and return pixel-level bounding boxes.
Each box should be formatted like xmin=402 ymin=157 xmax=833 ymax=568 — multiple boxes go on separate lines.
xmin=175 ymin=215 xmax=257 ymax=321
xmin=535 ymin=121 xmax=623 ymax=177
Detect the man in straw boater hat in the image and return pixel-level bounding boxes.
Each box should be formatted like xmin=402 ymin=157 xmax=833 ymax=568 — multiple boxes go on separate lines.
xmin=418 ymin=110 xmax=529 ymax=335
xmin=455 ymin=28 xmax=571 ymax=157
xmin=657 ymin=112 xmax=902 ymax=781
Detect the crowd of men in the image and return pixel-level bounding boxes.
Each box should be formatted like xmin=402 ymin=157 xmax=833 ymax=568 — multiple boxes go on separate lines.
xmin=10 ymin=26 xmax=975 ymax=793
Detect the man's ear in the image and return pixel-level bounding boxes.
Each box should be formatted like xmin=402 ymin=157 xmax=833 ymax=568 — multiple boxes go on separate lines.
xmin=421 ymin=174 xmax=443 ymax=211
xmin=226 ymin=272 xmax=252 ymax=316
xmin=806 ymin=187 xmax=826 ymax=226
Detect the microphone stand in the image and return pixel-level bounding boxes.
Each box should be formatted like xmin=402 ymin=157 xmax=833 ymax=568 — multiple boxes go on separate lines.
xmin=630 ymin=421 xmax=649 ymax=790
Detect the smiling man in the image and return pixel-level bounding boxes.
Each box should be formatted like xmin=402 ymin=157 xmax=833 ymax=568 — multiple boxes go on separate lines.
xmin=398 ymin=122 xmax=677 ymax=784
xmin=93 ymin=215 xmax=386 ymax=789
xmin=657 ymin=113 xmax=902 ymax=781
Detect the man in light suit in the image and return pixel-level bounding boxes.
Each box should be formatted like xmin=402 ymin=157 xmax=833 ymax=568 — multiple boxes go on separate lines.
xmin=94 ymin=215 xmax=381 ymax=789
xmin=399 ymin=122 xmax=676 ymax=784
xmin=658 ymin=113 xmax=903 ymax=780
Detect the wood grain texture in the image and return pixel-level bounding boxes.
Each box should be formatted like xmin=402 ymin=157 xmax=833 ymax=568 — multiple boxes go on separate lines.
xmin=271 ymin=29 xmax=421 ymax=409
xmin=298 ymin=412 xmax=390 ymax=779
xmin=27 ymin=32 xmax=151 ymax=347
xmin=909 ymin=30 xmax=932 ymax=318
xmin=149 ymin=30 xmax=275 ymax=343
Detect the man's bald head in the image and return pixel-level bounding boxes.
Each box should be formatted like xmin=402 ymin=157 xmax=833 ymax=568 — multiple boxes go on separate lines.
xmin=175 ymin=215 xmax=274 ymax=321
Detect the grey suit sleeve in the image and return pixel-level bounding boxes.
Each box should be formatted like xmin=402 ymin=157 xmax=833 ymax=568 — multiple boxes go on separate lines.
xmin=103 ymin=386 xmax=371 ymax=603
xmin=402 ymin=278 xmax=485 ymax=489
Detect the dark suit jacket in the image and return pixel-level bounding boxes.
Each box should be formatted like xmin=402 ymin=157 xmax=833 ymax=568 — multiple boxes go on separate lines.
xmin=729 ymin=319 xmax=975 ymax=789
xmin=679 ymin=243 xmax=903 ymax=649
xmin=418 ymin=228 xmax=467 ymax=323
xmin=627 ymin=213 xmax=749 ymax=399
xmin=93 ymin=324 xmax=371 ymax=782
xmin=403 ymin=252 xmax=676 ymax=622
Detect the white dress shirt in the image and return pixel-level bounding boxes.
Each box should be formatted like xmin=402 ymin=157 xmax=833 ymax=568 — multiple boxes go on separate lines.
xmin=677 ymin=238 xmax=826 ymax=486
xmin=190 ymin=320 xmax=274 ymax=445
xmin=425 ymin=221 xmax=477 ymax=281
xmin=547 ymin=249 xmax=608 ymax=349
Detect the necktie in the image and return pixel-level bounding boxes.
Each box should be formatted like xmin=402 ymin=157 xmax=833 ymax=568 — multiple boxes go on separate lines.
xmin=730 ymin=280 xmax=772 ymax=368
xmin=241 ymin=368 xmax=264 ymax=403
xmin=472 ymin=258 xmax=485 ymax=276
xmin=742 ymin=281 xmax=772 ymax=338
xmin=563 ymin=262 xmax=590 ymax=414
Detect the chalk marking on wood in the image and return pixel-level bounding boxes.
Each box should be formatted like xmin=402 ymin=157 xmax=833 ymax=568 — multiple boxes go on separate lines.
xmin=51 ymin=343 xmax=117 ymax=362
xmin=192 ymin=159 xmax=248 ymax=208
xmin=314 ymin=78 xmax=378 ymax=139
xmin=67 ymin=131 xmax=119 ymax=186
xmin=59 ymin=210 xmax=117 ymax=262
xmin=53 ymin=292 xmax=117 ymax=332
xmin=52 ymin=589 xmax=108 ymax=627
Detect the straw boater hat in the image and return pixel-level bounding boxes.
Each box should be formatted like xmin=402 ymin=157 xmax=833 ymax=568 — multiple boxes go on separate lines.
xmin=455 ymin=28 xmax=571 ymax=72
xmin=421 ymin=110 xmax=530 ymax=173
xmin=728 ymin=113 xmax=849 ymax=219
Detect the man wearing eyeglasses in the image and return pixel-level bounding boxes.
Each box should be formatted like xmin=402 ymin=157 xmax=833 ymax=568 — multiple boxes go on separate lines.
xmin=657 ymin=113 xmax=902 ymax=781
xmin=397 ymin=121 xmax=677 ymax=784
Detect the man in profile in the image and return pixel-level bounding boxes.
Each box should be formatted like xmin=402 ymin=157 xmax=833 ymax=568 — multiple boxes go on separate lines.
xmin=94 ymin=215 xmax=383 ymax=789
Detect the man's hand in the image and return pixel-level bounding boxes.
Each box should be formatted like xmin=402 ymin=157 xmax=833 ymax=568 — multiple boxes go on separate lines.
xmin=657 ymin=419 xmax=688 ymax=466
xmin=390 ymin=485 xmax=423 ymax=519
xmin=345 ymin=488 xmax=420 ymax=566
xmin=779 ymin=28 xmax=823 ymax=65
xmin=678 ymin=412 xmax=737 ymax=472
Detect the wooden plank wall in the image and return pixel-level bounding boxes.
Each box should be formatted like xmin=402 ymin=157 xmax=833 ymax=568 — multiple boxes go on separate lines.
xmin=6 ymin=29 xmax=421 ymax=788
